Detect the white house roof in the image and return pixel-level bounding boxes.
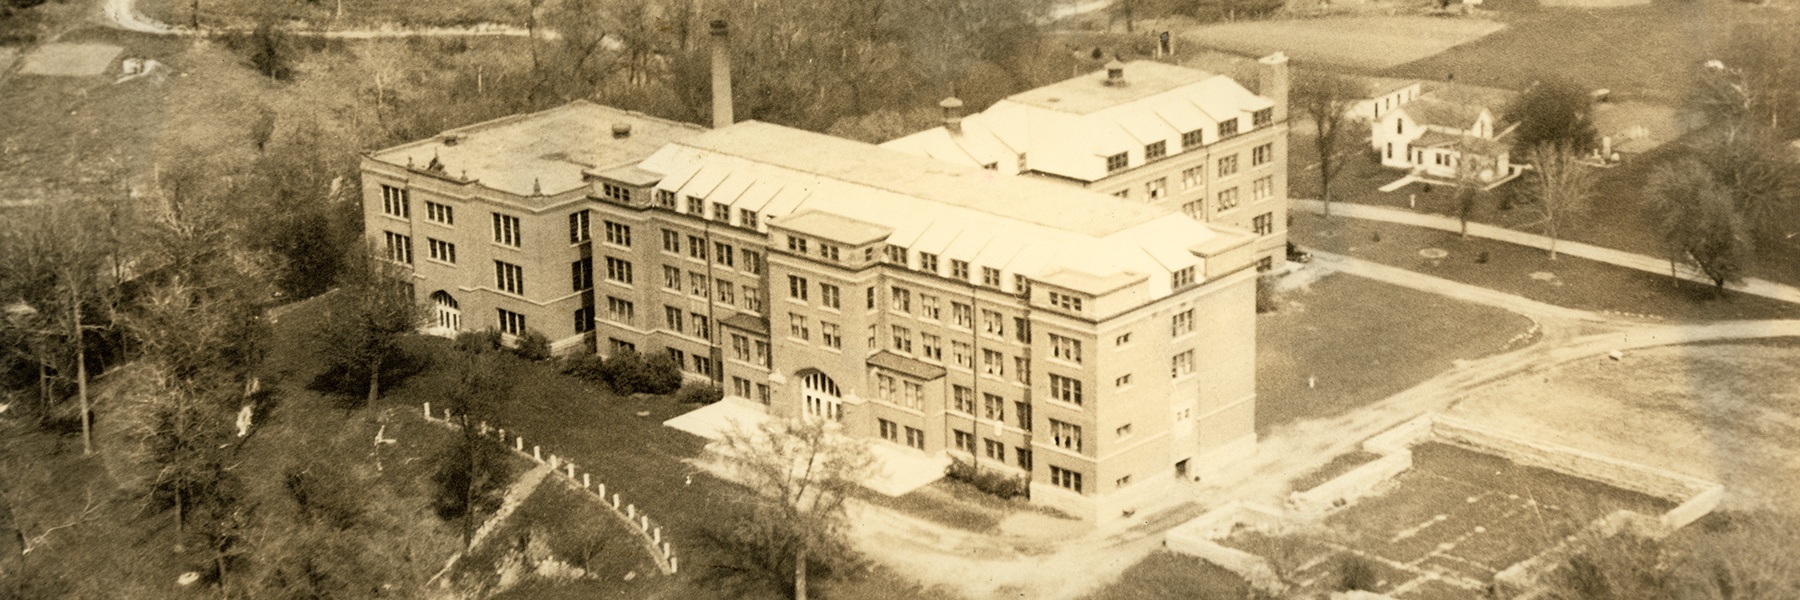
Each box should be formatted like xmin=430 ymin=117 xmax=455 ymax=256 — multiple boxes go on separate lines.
xmin=639 ymin=121 xmax=1254 ymax=298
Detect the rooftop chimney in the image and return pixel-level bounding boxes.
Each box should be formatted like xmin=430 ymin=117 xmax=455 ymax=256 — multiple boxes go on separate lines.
xmin=710 ymin=20 xmax=734 ymax=129
xmin=940 ymin=97 xmax=965 ymax=135
xmin=612 ymin=123 xmax=632 ymax=139
xmin=1104 ymin=60 xmax=1127 ymax=86
xmin=1257 ymin=52 xmax=1289 ymax=123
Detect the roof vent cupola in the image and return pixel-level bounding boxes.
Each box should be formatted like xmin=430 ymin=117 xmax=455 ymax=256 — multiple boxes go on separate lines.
xmin=940 ymin=97 xmax=965 ymax=135
xmin=1104 ymin=60 xmax=1127 ymax=87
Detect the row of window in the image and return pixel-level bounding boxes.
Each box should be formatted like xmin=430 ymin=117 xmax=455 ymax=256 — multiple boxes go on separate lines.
xmin=661 ymin=229 xmax=764 ymax=274
xmin=663 ymin=265 xmax=765 ymax=314
xmin=1103 ymin=115 xmax=1273 ymax=174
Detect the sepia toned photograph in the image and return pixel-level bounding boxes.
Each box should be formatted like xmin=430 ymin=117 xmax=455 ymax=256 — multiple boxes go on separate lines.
xmin=2 ymin=0 xmax=1797 ymax=597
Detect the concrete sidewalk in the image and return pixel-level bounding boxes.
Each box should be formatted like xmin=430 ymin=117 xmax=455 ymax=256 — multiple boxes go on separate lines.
xmin=1293 ymin=199 xmax=1800 ymax=306
xmin=665 ymin=398 xmax=949 ymax=497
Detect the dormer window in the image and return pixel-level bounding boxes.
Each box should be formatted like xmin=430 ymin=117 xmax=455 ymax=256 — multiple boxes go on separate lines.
xmin=655 ymin=189 xmax=676 ymax=209
xmin=981 ymin=267 xmax=1002 ymax=287
xmin=820 ymin=244 xmax=841 ymax=262
xmin=885 ymin=245 xmax=907 ymax=266
xmin=602 ymin=183 xmax=632 ymax=203
xmin=740 ymin=209 xmax=759 ymax=229
xmin=788 ymin=236 xmax=809 ymax=254
xmin=1048 ymin=291 xmax=1081 ymax=311
xmin=1145 ymin=141 xmax=1166 ymax=161
xmin=686 ymin=196 xmax=704 ymax=215
xmin=983 ymin=162 xmax=998 ymax=170
xmin=713 ymin=203 xmax=731 ymax=223
xmin=1171 ymin=266 xmax=1195 ymax=289
xmin=1017 ymin=153 xmax=1028 ymax=171
xmin=1105 ymin=152 xmax=1128 ymax=173
xmin=1219 ymin=118 xmax=1239 ymax=138
xmin=919 ymin=252 xmax=940 ymax=273
xmin=1182 ymin=130 xmax=1203 ymax=149
xmin=1253 ymin=108 xmax=1273 ymax=127
xmin=951 ymin=259 xmax=970 ymax=280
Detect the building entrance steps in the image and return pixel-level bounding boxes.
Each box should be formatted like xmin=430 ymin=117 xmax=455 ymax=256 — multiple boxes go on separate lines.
xmin=664 ymin=397 xmax=950 ymax=497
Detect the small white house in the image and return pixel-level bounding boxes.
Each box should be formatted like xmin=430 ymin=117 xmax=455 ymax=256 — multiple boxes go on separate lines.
xmin=1371 ymin=88 xmax=1517 ymax=183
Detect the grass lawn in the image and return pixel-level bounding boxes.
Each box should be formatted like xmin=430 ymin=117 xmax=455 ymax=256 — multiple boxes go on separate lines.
xmin=1256 ymin=270 xmax=1535 ymax=434
xmin=1449 ymin=341 xmax=1800 ymax=515
xmin=472 ymin=479 xmax=667 ymax=599
xmin=1077 ymin=550 xmax=1253 ymax=600
xmin=137 ymin=0 xmax=538 ymax=30
xmin=1291 ymin=211 xmax=1800 ymax=321
xmin=1181 ymin=15 xmax=1507 ymax=70
xmin=1384 ymin=0 xmax=1797 ymax=105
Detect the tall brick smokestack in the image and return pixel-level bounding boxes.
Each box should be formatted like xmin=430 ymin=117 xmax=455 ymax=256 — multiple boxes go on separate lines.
xmin=1258 ymin=52 xmax=1289 ymax=123
xmin=710 ymin=20 xmax=733 ymax=129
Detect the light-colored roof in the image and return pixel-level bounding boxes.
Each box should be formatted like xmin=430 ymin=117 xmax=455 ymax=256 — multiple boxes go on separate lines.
xmin=774 ymin=210 xmax=893 ymax=245
xmin=882 ymin=61 xmax=1274 ymax=182
xmin=369 ymin=100 xmax=706 ymax=197
xmin=1399 ymin=98 xmax=1488 ymax=129
xmin=639 ymin=122 xmax=1254 ymax=298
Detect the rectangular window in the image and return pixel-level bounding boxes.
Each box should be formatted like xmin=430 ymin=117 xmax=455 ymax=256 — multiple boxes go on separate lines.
xmin=610 ymin=338 xmax=637 ymax=355
xmin=603 ymin=221 xmax=631 ymax=247
xmin=602 ymin=183 xmax=632 ymax=203
xmin=715 ymin=242 xmax=735 ymax=267
xmin=952 ymin=341 xmax=974 ymax=369
xmin=885 ymin=245 xmax=907 ymax=266
xmin=754 ymin=340 xmax=770 ymax=367
xmin=492 ymin=213 xmax=521 ymax=247
xmin=663 ymin=265 xmax=682 ymax=290
xmin=686 ymin=195 xmax=704 ymax=216
xmin=903 ymin=381 xmax=923 ymax=410
xmin=717 ymin=278 xmax=735 ymax=304
xmin=574 ymin=306 xmax=595 ymax=333
xmin=983 ymin=393 xmax=1006 ymax=422
xmin=1015 ymin=356 xmax=1030 ymax=384
xmin=742 ymin=250 xmax=762 ymax=276
xmin=688 ymin=236 xmax=707 ymax=261
xmin=428 ymin=238 xmax=456 ymax=264
xmin=875 ymin=374 xmax=896 ymax=405
xmin=880 ymin=418 xmax=900 ymax=442
xmin=920 ymin=334 xmax=942 ymax=361
xmin=1116 ymin=423 xmax=1134 ymax=439
xmin=656 ymin=189 xmax=676 ymax=209
xmin=1146 ymin=177 xmax=1167 ymax=199
xmin=905 ymin=427 xmax=925 ymax=449
xmin=1017 ymin=447 xmax=1034 ymax=470
xmin=1116 ymin=373 xmax=1132 ymax=387
xmin=1217 ymin=154 xmax=1239 ymax=178
xmin=1172 ymin=266 xmax=1195 ymax=289
xmin=1219 ymin=118 xmax=1239 ymax=138
xmin=1049 ymin=420 xmax=1082 ymax=453
xmin=742 ymin=284 xmax=762 ymax=313
xmin=1171 ymin=350 xmax=1195 ymax=378
xmin=756 ymin=383 xmax=770 ymax=405
xmin=1252 ymin=143 xmax=1273 ymax=166
xmin=424 ymin=200 xmax=452 ymax=224
xmin=981 ymin=267 xmax=1002 ymax=287
xmin=687 ymin=272 xmax=708 ymax=297
xmin=1116 ymin=333 xmax=1132 ymax=345
xmin=788 ymin=276 xmax=809 ymax=301
xmin=1050 ymin=334 xmax=1082 ymax=364
xmin=1172 ymin=309 xmax=1195 ymax=336
xmin=713 ymin=202 xmax=731 ymax=223
xmin=984 ymin=439 xmax=1005 ymax=461
xmin=739 ymin=209 xmax=759 ymax=229
xmin=1145 ymin=141 xmax=1167 ymax=161
xmin=952 ymin=302 xmax=974 ymax=329
xmin=820 ymin=244 xmax=841 ymax=262
xmin=604 ymin=257 xmax=632 ymax=285
xmin=1182 ymin=200 xmax=1204 ymax=219
xmin=821 ymin=322 xmax=842 ymax=349
xmin=571 ymin=258 xmax=594 ymax=290
xmin=664 ymin=306 xmax=684 ymax=333
xmin=383 ymin=231 xmax=413 ymax=264
xmin=692 ymin=354 xmax=712 ymax=376
xmin=787 ymin=236 xmax=809 ymax=254
xmin=381 ymin=185 xmax=410 ymax=218
xmin=1254 ymin=213 xmax=1275 ymax=235
xmin=732 ymin=333 xmax=752 ymax=362
xmin=494 ymin=261 xmax=524 ymax=294
xmin=1181 ymin=129 xmax=1203 ymax=149
xmin=1048 ymin=291 xmax=1082 ymax=312
xmin=1217 ymin=188 xmax=1241 ymax=212
xmin=691 ymin=313 xmax=711 ymax=340
xmin=497 ymin=308 xmax=525 ymax=335
xmin=953 ymin=385 xmax=976 ymax=414
xmin=569 ymin=210 xmax=591 ymax=244
xmin=1050 ymin=374 xmax=1083 ymax=406
xmin=891 ymin=325 xmax=912 ymax=353
xmin=789 ymin=313 xmax=810 ymax=341
xmin=954 ymin=430 xmax=976 ymax=454
xmin=1253 ymin=176 xmax=1273 ymax=202
xmin=918 ymin=252 xmax=939 ymax=274
xmin=950 ymin=260 xmax=970 ymax=281
xmin=890 ymin=287 xmax=912 ymax=313
xmin=1253 ymin=108 xmax=1273 ymax=127
xmin=919 ymin=295 xmax=940 ymax=320
xmin=735 ymin=376 xmax=754 ymax=399
xmin=1182 ymin=166 xmax=1203 ymax=190
xmin=1014 ymin=274 xmax=1030 ymax=295
xmin=981 ymin=309 xmax=1004 ymax=337
xmin=662 ymin=229 xmax=681 ymax=253
xmin=1015 ymin=402 xmax=1033 ymax=431
xmin=982 ymin=349 xmax=1004 ymax=377
xmin=606 ymin=296 xmax=634 ymax=324
xmin=1105 ymin=152 xmax=1128 ymax=172
xmin=802 ymin=283 xmax=832 ymax=309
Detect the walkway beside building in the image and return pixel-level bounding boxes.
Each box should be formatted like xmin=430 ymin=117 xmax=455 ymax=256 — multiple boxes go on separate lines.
xmin=1292 ymin=199 xmax=1800 ymax=306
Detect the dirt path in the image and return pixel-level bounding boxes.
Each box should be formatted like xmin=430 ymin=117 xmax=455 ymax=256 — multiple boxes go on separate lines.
xmin=100 ymin=0 xmax=533 ymax=38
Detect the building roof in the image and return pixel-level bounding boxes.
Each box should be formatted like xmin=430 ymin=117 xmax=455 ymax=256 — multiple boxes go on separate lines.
xmin=773 ymin=210 xmax=893 ymax=245
xmin=868 ymin=351 xmax=947 ymax=381
xmin=639 ymin=121 xmax=1255 ymax=298
xmin=369 ymin=101 xmax=706 ymax=197
xmin=881 ymin=61 xmax=1274 ymax=182
xmin=1399 ymin=98 xmax=1488 ymax=129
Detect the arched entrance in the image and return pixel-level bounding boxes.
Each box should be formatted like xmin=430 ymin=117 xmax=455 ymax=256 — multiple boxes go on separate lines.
xmin=800 ymin=370 xmax=842 ymax=421
xmin=430 ymin=291 xmax=461 ymax=332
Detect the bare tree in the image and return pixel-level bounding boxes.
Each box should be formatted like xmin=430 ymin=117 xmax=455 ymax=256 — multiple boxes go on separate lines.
xmin=1293 ymin=71 xmax=1367 ymax=217
xmin=1522 ymin=142 xmax=1596 ymax=259
xmin=707 ymin=418 xmax=874 ymax=600
xmin=1450 ymin=142 xmax=1488 ymax=239
xmin=0 ymin=198 xmax=116 ymax=453
xmin=432 ymin=345 xmax=515 ymax=549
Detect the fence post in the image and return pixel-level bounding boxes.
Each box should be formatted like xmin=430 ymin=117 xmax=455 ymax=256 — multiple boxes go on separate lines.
xmin=640 ymin=515 xmax=649 ymax=531
xmin=422 ymin=402 xmax=431 ymax=419
xmin=612 ymin=494 xmax=620 ymax=509
xmin=515 ymin=436 xmax=524 ymax=452
xmin=671 ymin=557 xmax=679 ymax=573
xmin=653 ymin=527 xmax=661 ymax=543
xmin=533 ymin=446 xmax=542 ymax=462
xmin=549 ymin=455 xmax=559 ymax=469
xmin=598 ymin=483 xmax=606 ymax=497
xmin=662 ymin=542 xmax=671 ymax=558
xmin=627 ymin=504 xmax=636 ymax=518
xmin=566 ymin=464 xmax=576 ymax=479
xmin=480 ymin=421 xmax=489 ymax=435
xmin=583 ymin=473 xmax=591 ymax=488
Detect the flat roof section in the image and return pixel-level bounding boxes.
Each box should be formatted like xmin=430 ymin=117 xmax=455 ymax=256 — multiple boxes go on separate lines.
xmin=1007 ymin=61 xmax=1218 ymax=115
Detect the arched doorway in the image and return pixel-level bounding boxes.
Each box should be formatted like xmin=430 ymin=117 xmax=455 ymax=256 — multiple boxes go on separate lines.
xmin=430 ymin=291 xmax=461 ymax=332
xmin=800 ymin=370 xmax=842 ymax=421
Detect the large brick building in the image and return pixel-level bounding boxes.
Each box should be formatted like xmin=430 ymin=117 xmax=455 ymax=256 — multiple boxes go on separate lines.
xmin=361 ymin=53 xmax=1284 ymax=520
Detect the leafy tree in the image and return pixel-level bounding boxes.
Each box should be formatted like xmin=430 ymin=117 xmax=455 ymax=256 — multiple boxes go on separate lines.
xmin=707 ymin=418 xmax=873 ymax=600
xmin=1648 ymin=160 xmax=1752 ymax=290
xmin=1504 ymin=78 xmax=1598 ymax=154
xmin=315 ymin=246 xmax=425 ymax=408
xmin=1688 ymin=23 xmax=1800 ymax=138
xmin=433 ymin=345 xmax=515 ymax=548
xmin=1292 ymin=71 xmax=1367 ymax=217
xmin=1521 ymin=142 xmax=1597 ymax=259
xmin=1686 ymin=129 xmax=1800 ymax=247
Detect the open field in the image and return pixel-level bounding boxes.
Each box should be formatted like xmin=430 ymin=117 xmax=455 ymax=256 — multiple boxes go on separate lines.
xmin=1226 ymin=443 xmax=1673 ymax=599
xmin=1183 ymin=15 xmax=1506 ymax=70
xmin=1290 ymin=212 xmax=1800 ymax=321
xmin=1256 ymin=270 xmax=1535 ymax=434
xmin=1385 ymin=0 xmax=1798 ymax=104
xmin=1448 ymin=341 xmax=1800 ymax=515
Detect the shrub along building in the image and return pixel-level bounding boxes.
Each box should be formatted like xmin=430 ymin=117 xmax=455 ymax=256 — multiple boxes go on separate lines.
xmin=881 ymin=55 xmax=1292 ymax=272
xmin=361 ymin=29 xmax=1284 ymax=520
